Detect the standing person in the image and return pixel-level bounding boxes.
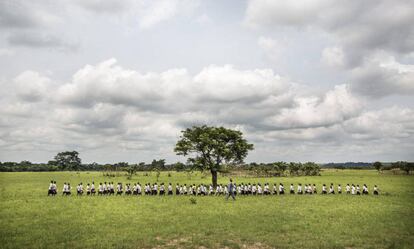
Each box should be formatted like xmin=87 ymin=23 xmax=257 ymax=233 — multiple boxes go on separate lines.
xmin=48 ymin=181 xmax=54 ymax=196
xmin=215 ymin=185 xmax=221 ymax=196
xmin=188 ymin=185 xmax=193 ymax=196
xmin=77 ymin=183 xmax=83 ymax=196
xmin=175 ymin=183 xmax=180 ymax=195
xmin=117 ymin=183 xmax=123 ymax=195
xmin=329 ymin=184 xmax=335 ymax=194
xmin=110 ymin=182 xmax=115 ymax=195
xmin=67 ymin=183 xmax=72 ymax=195
xmin=126 ymin=184 xmax=132 ymax=195
xmin=297 ymin=184 xmax=303 ymax=195
xmin=98 ymin=183 xmax=104 ymax=195
xmin=346 ymin=184 xmax=351 ymax=194
xmin=322 ymin=184 xmax=327 ymax=194
xmin=237 ymin=184 xmax=242 ymax=195
xmin=103 ymin=182 xmax=107 ymax=195
xmin=62 ymin=182 xmax=67 ymax=196
xmin=86 ymin=183 xmax=91 ymax=195
xmin=209 ymin=184 xmax=214 ymax=195
xmin=52 ymin=181 xmax=57 ymax=195
xmin=373 ymin=185 xmax=379 ymax=195
xmin=362 ymin=184 xmax=368 ymax=195
xmin=91 ymin=182 xmax=96 ymax=196
xmin=290 ymin=184 xmax=295 ymax=194
xmin=279 ymin=183 xmax=285 ymax=195
xmin=160 ymin=183 xmax=165 ymax=195
xmin=137 ymin=183 xmax=142 ymax=195
xmin=338 ymin=184 xmax=342 ymax=194
xmin=168 ymin=183 xmax=173 ymax=195
xmin=226 ymin=179 xmax=236 ymax=201
xmin=257 ymin=184 xmax=263 ymax=195
xmin=272 ymin=183 xmax=278 ymax=195
xmin=312 ymin=184 xmax=317 ymax=194
xmin=307 ymin=184 xmax=313 ymax=194
xmin=264 ymin=183 xmax=269 ymax=195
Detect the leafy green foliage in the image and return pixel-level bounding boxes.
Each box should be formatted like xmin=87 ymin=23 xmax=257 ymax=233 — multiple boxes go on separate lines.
xmin=373 ymin=161 xmax=383 ymax=172
xmin=174 ymin=125 xmax=254 ymax=186
xmin=392 ymin=161 xmax=414 ymax=175
xmin=54 ymin=151 xmax=81 ymax=171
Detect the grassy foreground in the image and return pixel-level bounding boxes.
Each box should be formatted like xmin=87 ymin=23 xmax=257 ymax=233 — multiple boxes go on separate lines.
xmin=0 ymin=170 xmax=413 ymax=249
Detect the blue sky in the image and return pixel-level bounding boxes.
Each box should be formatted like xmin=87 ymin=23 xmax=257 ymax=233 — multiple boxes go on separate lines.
xmin=0 ymin=0 xmax=413 ymax=163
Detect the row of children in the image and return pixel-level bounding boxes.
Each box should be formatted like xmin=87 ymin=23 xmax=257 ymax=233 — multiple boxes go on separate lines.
xmin=48 ymin=181 xmax=380 ymax=196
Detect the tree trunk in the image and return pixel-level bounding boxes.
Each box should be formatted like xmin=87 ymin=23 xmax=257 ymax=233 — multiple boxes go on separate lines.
xmin=211 ymin=169 xmax=218 ymax=188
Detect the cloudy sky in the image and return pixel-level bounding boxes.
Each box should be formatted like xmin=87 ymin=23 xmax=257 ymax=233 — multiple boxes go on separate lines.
xmin=1 ymin=0 xmax=413 ymax=164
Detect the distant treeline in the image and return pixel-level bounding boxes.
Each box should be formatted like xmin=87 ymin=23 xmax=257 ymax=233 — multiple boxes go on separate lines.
xmin=322 ymin=161 xmax=413 ymax=175
xmin=321 ymin=162 xmax=373 ymax=169
xmin=0 ymin=159 xmax=322 ymax=177
xmin=0 ymin=151 xmax=321 ymax=176
xmin=1 ymin=151 xmax=412 ymax=175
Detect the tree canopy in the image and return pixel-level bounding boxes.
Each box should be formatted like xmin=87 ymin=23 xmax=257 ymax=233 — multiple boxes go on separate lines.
xmin=174 ymin=125 xmax=254 ymax=187
xmin=54 ymin=151 xmax=82 ymax=171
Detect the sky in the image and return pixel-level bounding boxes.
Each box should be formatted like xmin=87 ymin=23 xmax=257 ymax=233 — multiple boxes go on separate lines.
xmin=0 ymin=0 xmax=413 ymax=164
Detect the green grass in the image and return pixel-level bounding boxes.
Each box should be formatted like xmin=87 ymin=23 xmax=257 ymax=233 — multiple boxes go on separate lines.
xmin=1 ymin=170 xmax=413 ymax=249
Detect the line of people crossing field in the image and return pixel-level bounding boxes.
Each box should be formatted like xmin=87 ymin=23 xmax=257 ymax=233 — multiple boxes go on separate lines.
xmin=47 ymin=181 xmax=380 ymax=196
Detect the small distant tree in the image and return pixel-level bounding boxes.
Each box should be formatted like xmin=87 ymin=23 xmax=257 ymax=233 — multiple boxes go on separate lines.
xmin=174 ymin=125 xmax=254 ymax=188
xmin=127 ymin=165 xmax=138 ymax=177
xmin=373 ymin=161 xmax=382 ymax=173
xmin=151 ymin=159 xmax=166 ymax=170
xmin=155 ymin=168 xmax=161 ymax=181
xmin=114 ymin=162 xmax=128 ymax=172
xmin=393 ymin=161 xmax=414 ymax=175
xmin=303 ymin=162 xmax=319 ymax=176
xmin=54 ymin=151 xmax=81 ymax=171
xmin=174 ymin=162 xmax=186 ymax=171
xmin=288 ymin=162 xmax=299 ymax=176
xmin=137 ymin=162 xmax=146 ymax=171
xmin=276 ymin=161 xmax=288 ymax=176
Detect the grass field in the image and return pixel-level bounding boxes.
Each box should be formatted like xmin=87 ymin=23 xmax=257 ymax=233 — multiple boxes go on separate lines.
xmin=1 ymin=170 xmax=413 ymax=249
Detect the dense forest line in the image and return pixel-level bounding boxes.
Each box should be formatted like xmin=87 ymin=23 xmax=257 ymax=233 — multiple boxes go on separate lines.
xmin=1 ymin=151 xmax=413 ymax=175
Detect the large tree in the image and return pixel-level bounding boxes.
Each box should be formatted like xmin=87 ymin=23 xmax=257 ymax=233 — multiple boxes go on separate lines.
xmin=54 ymin=151 xmax=81 ymax=171
xmin=174 ymin=125 xmax=254 ymax=187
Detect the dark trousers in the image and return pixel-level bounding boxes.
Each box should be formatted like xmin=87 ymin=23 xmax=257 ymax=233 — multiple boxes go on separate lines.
xmin=226 ymin=191 xmax=236 ymax=200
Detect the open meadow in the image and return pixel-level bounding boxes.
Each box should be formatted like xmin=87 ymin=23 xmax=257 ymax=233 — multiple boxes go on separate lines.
xmin=1 ymin=170 xmax=413 ymax=249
